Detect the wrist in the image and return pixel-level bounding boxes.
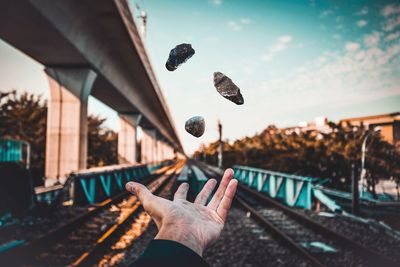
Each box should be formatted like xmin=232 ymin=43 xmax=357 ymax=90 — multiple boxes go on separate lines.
xmin=155 ymin=224 xmax=204 ymax=256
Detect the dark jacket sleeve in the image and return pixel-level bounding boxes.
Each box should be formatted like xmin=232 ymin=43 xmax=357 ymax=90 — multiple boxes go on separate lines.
xmin=130 ymin=239 xmax=210 ymax=267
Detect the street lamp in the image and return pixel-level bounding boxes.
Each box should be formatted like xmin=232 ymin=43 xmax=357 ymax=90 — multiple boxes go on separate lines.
xmin=359 ymin=126 xmax=381 ymax=198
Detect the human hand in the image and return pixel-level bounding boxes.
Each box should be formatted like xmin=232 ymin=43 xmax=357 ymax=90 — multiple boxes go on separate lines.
xmin=125 ymin=168 xmax=238 ymax=256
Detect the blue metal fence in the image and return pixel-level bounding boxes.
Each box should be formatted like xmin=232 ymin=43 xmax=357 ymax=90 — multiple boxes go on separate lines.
xmin=0 ymin=139 xmax=22 ymax=162
xmin=0 ymin=139 xmax=30 ymax=169
xmin=233 ymin=165 xmax=316 ymax=209
xmin=72 ymin=164 xmax=151 ymax=205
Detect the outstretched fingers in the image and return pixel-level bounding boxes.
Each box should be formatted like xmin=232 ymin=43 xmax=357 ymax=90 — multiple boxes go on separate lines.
xmin=207 ymin=168 xmax=234 ymax=210
xmin=126 ymin=182 xmax=163 ymax=218
xmin=194 ymin=179 xmax=217 ymax=205
xmin=126 ymin=182 xmax=154 ymax=206
xmin=216 ymin=179 xmax=238 ymax=221
xmin=174 ymin=183 xmax=189 ymax=201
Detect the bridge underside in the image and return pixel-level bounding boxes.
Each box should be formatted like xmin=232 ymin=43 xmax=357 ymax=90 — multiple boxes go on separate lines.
xmin=0 ymin=0 xmax=183 ymax=180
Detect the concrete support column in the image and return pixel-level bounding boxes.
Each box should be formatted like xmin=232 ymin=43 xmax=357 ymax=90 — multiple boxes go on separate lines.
xmin=151 ymin=130 xmax=158 ymax=163
xmin=165 ymin=144 xmax=170 ymax=159
xmin=157 ymin=140 xmax=164 ymax=161
xmin=118 ymin=117 xmax=136 ymax=164
xmin=118 ymin=114 xmax=142 ymax=164
xmin=165 ymin=144 xmax=172 ymax=160
xmin=164 ymin=145 xmax=169 ymax=160
xmin=140 ymin=130 xmax=150 ymax=163
xmin=141 ymin=129 xmax=156 ymax=163
xmin=164 ymin=143 xmax=169 ymax=160
xmin=45 ymin=67 xmax=97 ymax=184
xmin=161 ymin=142 xmax=166 ymax=161
xmin=160 ymin=143 xmax=165 ymax=161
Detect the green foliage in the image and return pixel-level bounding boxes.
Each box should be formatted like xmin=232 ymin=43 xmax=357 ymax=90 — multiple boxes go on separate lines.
xmin=87 ymin=116 xmax=118 ymax=168
xmin=0 ymin=91 xmax=46 ymax=185
xmin=194 ymin=123 xmax=400 ymax=192
xmin=0 ymin=91 xmax=118 ymax=185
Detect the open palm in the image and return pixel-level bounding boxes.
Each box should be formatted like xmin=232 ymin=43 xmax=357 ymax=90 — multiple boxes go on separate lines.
xmin=126 ymin=168 xmax=238 ymax=256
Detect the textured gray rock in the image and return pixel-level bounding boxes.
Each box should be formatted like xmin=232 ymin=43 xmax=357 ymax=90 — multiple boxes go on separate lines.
xmin=165 ymin=44 xmax=195 ymax=71
xmin=213 ymin=72 xmax=244 ymax=105
xmin=185 ymin=116 xmax=205 ymax=137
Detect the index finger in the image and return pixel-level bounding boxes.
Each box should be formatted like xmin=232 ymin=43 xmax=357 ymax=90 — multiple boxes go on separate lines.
xmin=216 ymin=179 xmax=238 ymax=221
xmin=207 ymin=168 xmax=234 ymax=210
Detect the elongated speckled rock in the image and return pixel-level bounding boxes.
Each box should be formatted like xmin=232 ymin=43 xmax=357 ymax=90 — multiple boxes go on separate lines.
xmin=185 ymin=116 xmax=205 ymax=137
xmin=213 ymin=72 xmax=244 ymax=105
xmin=166 ymin=44 xmax=195 ymax=71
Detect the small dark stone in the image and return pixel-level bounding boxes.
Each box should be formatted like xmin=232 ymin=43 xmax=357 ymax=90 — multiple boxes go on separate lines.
xmin=185 ymin=116 xmax=205 ymax=138
xmin=165 ymin=44 xmax=195 ymax=71
xmin=213 ymin=72 xmax=244 ymax=105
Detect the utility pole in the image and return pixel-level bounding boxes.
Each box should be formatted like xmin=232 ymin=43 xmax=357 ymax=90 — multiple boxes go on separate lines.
xmin=360 ymin=127 xmax=381 ymax=198
xmin=217 ymin=120 xmax=223 ymax=169
xmin=140 ymin=10 xmax=147 ymax=38
xmin=351 ymin=163 xmax=359 ymax=215
xmin=134 ymin=3 xmax=147 ymax=38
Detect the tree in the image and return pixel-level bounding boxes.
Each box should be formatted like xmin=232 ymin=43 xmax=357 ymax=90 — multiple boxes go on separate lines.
xmin=0 ymin=90 xmax=118 ymax=185
xmin=0 ymin=91 xmax=46 ymax=186
xmin=194 ymin=122 xmax=400 ymax=194
xmin=87 ymin=115 xmax=118 ymax=167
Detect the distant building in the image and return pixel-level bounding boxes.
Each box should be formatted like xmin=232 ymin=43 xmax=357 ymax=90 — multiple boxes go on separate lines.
xmin=340 ymin=112 xmax=400 ymax=145
xmin=284 ymin=116 xmax=332 ymax=135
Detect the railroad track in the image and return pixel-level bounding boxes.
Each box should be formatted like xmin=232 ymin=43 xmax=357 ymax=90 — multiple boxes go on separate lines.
xmin=94 ymin=166 xmax=180 ymax=266
xmin=70 ymin=163 xmax=181 ymax=267
xmin=0 ymin=162 xmax=181 ymax=267
xmin=196 ymin=162 xmax=399 ymax=267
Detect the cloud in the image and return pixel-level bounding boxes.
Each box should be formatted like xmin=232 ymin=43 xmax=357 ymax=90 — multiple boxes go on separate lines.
xmin=227 ymin=18 xmax=252 ymax=31
xmin=335 ymin=16 xmax=343 ymax=23
xmin=261 ymin=54 xmax=273 ymax=62
xmin=262 ymin=35 xmax=293 ymax=61
xmin=385 ymin=31 xmax=400 ymax=42
xmin=364 ymin=32 xmax=381 ymax=47
xmin=278 ymin=35 xmax=292 ymax=43
xmin=356 ymin=6 xmax=369 ymax=16
xmin=227 ymin=21 xmax=242 ymax=31
xmin=381 ymin=4 xmax=400 ymax=17
xmin=383 ymin=16 xmax=400 ymax=31
xmin=203 ymin=36 xmax=219 ymax=44
xmin=336 ymin=24 xmax=344 ymax=30
xmin=320 ymin=10 xmax=333 ymax=18
xmin=209 ymin=0 xmax=222 ymax=6
xmin=345 ymin=42 xmax=360 ymax=51
xmin=332 ymin=34 xmax=342 ymax=40
xmin=357 ymin=20 xmax=368 ymax=28
xmin=240 ymin=18 xmax=252 ymax=25
xmin=258 ymin=38 xmax=400 ymax=112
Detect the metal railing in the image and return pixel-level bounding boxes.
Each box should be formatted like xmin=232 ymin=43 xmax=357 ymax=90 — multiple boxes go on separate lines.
xmin=34 ymin=161 xmax=174 ymax=206
xmin=233 ymin=165 xmax=316 ymax=209
xmin=71 ymin=164 xmax=150 ymax=205
xmin=0 ymin=139 xmax=30 ymax=169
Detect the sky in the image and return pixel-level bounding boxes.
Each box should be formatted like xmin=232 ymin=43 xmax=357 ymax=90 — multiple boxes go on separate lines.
xmin=0 ymin=0 xmax=399 ymax=154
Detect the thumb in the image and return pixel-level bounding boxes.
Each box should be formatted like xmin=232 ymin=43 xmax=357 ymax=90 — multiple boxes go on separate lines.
xmin=125 ymin=182 xmax=165 ymax=227
xmin=126 ymin=182 xmax=155 ymax=208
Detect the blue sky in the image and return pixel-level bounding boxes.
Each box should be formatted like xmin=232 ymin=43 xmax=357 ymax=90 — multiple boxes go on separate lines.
xmin=1 ymin=0 xmax=399 ymax=154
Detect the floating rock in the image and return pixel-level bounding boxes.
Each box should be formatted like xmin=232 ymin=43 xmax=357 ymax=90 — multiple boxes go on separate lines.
xmin=213 ymin=72 xmax=244 ymax=105
xmin=185 ymin=116 xmax=205 ymax=138
xmin=166 ymin=44 xmax=195 ymax=71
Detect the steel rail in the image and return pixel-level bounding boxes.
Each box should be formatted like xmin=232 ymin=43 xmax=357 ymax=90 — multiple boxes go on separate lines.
xmin=193 ymin=162 xmax=325 ymax=267
xmin=195 ymin=162 xmax=399 ymax=267
xmin=235 ymin=196 xmax=326 ymax=267
xmin=71 ymin=163 xmax=182 ymax=266
xmin=0 ymin=163 xmax=177 ymax=266
xmin=238 ymin=183 xmax=399 ymax=267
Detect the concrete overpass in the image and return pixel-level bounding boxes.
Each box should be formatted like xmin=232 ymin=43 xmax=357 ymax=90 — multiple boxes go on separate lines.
xmin=0 ymin=0 xmax=183 ymax=182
